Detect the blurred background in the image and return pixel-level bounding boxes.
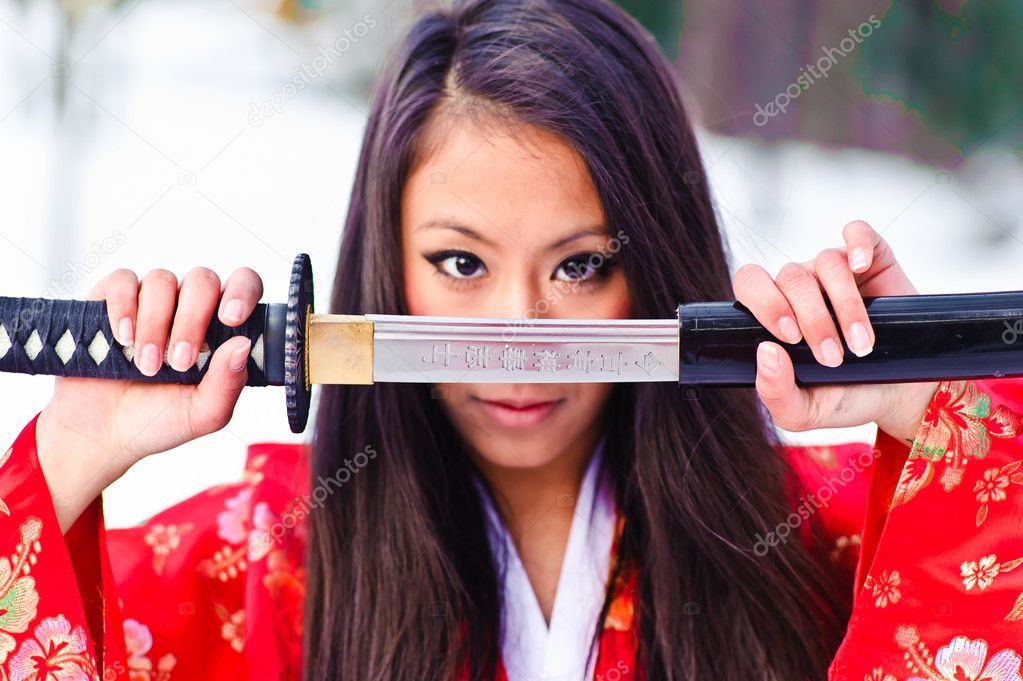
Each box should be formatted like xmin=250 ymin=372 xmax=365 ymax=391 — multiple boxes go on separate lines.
xmin=1 ymin=0 xmax=1020 ymax=526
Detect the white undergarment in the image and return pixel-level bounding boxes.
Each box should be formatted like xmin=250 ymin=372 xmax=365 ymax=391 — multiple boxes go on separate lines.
xmin=477 ymin=438 xmax=616 ymax=681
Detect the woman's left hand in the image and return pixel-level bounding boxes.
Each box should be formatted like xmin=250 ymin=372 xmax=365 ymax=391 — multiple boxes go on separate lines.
xmin=732 ymin=220 xmax=939 ymax=445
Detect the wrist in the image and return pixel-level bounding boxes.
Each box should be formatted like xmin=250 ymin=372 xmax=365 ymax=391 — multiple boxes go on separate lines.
xmin=875 ymin=381 xmax=940 ymax=446
xmin=36 ymin=406 xmax=131 ymax=532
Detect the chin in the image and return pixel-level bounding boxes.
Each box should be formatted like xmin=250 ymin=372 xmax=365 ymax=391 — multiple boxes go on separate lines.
xmin=467 ymin=429 xmax=570 ymax=471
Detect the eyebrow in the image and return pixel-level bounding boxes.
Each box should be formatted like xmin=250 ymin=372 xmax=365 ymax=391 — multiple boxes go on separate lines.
xmin=416 ymin=220 xmax=498 ymax=248
xmin=416 ymin=219 xmax=610 ymax=253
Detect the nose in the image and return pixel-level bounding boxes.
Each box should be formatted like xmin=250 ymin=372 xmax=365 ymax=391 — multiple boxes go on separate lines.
xmin=482 ymin=270 xmax=546 ymax=320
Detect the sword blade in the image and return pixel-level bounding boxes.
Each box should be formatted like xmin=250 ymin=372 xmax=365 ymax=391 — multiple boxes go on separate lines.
xmin=370 ymin=315 xmax=679 ymax=383
xmin=306 ymin=314 xmax=679 ymax=384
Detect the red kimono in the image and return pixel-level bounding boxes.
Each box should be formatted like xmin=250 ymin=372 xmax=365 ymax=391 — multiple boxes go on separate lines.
xmin=0 ymin=378 xmax=1019 ymax=681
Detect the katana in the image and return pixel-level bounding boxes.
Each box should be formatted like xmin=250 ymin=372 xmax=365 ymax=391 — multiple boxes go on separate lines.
xmin=2 ymin=254 xmax=1022 ymax=433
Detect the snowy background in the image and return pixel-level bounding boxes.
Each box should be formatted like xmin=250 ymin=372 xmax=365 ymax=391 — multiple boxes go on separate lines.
xmin=1 ymin=0 xmax=1021 ymax=527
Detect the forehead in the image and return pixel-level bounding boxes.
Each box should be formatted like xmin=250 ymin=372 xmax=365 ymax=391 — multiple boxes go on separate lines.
xmin=402 ymin=117 xmax=605 ymax=243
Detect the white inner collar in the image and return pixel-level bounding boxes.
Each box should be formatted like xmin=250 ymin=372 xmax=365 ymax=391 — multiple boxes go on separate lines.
xmin=478 ymin=438 xmax=616 ymax=681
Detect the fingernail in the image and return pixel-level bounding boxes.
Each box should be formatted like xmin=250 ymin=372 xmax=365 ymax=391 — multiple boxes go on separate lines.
xmin=849 ymin=248 xmax=868 ymax=273
xmin=820 ymin=338 xmax=843 ymax=367
xmin=849 ymin=322 xmax=873 ymax=357
xmin=229 ymin=339 xmax=251 ymax=372
xmin=118 ymin=317 xmax=134 ymax=345
xmin=140 ymin=343 xmax=161 ymax=375
xmin=778 ymin=316 xmax=802 ymax=344
xmin=223 ymin=299 xmax=244 ymax=323
xmin=758 ymin=343 xmax=779 ymax=375
xmin=171 ymin=341 xmax=192 ymax=371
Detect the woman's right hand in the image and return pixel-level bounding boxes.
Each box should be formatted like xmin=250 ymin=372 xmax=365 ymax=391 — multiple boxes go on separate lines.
xmin=35 ymin=266 xmax=263 ymax=532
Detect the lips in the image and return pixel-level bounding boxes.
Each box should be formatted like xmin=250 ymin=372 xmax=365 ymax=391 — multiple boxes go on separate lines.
xmin=475 ymin=397 xmax=564 ymax=428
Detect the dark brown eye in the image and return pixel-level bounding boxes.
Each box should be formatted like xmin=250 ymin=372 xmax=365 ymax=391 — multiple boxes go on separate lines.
xmin=425 ymin=251 xmax=487 ymax=279
xmin=554 ymin=253 xmax=614 ymax=283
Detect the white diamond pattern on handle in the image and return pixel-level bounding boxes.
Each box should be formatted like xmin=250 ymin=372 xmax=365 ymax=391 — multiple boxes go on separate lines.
xmin=88 ymin=331 xmax=110 ymax=365
xmin=24 ymin=330 xmax=43 ymax=361
xmin=122 ymin=344 xmax=135 ymax=362
xmin=0 ymin=323 xmax=9 ymax=359
xmin=54 ymin=329 xmax=76 ymax=365
xmin=195 ymin=342 xmax=211 ymax=371
xmin=252 ymin=334 xmax=264 ymax=372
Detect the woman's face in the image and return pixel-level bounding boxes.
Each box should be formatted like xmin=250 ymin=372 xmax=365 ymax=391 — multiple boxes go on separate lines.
xmin=401 ymin=117 xmax=631 ymax=472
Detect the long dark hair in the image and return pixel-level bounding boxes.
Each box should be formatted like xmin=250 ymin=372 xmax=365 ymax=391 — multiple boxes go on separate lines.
xmin=305 ymin=1 xmax=846 ymax=679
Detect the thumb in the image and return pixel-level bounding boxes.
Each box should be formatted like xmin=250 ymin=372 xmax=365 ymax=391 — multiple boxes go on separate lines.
xmin=188 ymin=335 xmax=251 ymax=435
xmin=754 ymin=342 xmax=818 ymax=432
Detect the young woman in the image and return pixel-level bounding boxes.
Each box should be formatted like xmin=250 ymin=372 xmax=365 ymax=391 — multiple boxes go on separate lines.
xmin=4 ymin=1 xmax=1022 ymax=680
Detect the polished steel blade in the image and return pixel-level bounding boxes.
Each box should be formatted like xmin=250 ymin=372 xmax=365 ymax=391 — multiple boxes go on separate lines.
xmin=366 ymin=315 xmax=679 ymax=383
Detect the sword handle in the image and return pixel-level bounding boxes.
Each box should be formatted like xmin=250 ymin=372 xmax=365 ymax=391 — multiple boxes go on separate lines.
xmin=678 ymin=291 xmax=1023 ymax=386
xmin=0 ymin=253 xmax=314 ymax=433
xmin=0 ymin=296 xmax=284 ymax=386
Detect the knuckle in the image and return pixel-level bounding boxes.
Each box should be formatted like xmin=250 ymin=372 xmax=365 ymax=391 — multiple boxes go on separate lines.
xmin=732 ymin=264 xmax=765 ymax=298
xmin=756 ymin=385 xmax=783 ymax=409
xmin=874 ymin=237 xmax=896 ymax=264
xmin=230 ymin=267 xmax=264 ymax=297
xmin=801 ymin=309 xmax=836 ymax=333
xmin=775 ymin=263 xmax=812 ymax=291
xmin=784 ymin=281 xmax=825 ymax=312
xmin=844 ymin=219 xmax=873 ymax=235
xmin=814 ymin=249 xmax=848 ymax=276
xmin=143 ymin=268 xmax=178 ymax=289
xmin=832 ymin=296 xmax=865 ymax=319
xmin=235 ymin=266 xmax=261 ymax=281
xmin=185 ymin=267 xmax=221 ymax=290
xmin=108 ymin=268 xmax=139 ymax=286
xmin=96 ymin=269 xmax=138 ymax=300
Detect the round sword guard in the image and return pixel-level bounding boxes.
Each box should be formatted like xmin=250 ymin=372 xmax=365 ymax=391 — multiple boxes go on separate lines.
xmin=284 ymin=253 xmax=314 ymax=433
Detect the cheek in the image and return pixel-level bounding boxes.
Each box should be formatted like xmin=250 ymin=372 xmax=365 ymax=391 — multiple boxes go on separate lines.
xmin=606 ymin=278 xmax=632 ymax=318
xmin=403 ymin=251 xmax=432 ymax=315
xmin=560 ymin=270 xmax=633 ymax=320
xmin=404 ymin=272 xmax=425 ymax=315
xmin=571 ymin=383 xmax=614 ymax=416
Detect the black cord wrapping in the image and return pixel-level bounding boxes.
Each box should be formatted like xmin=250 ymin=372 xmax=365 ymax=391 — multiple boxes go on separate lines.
xmin=0 ymin=296 xmax=271 ymax=387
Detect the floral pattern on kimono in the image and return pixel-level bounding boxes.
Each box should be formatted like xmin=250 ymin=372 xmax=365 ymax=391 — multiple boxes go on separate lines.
xmin=3 ymin=378 xmax=1001 ymax=679
xmin=833 ymin=379 xmax=1023 ymax=680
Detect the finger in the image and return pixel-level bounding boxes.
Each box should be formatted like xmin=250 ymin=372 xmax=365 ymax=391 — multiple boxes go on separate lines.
xmin=774 ymin=263 xmax=844 ymax=368
xmin=187 ymin=335 xmax=251 ymax=436
xmin=732 ymin=264 xmax=802 ymax=344
xmin=813 ymin=249 xmax=874 ymax=357
xmin=755 ymin=342 xmax=818 ymax=431
xmin=843 ymin=220 xmax=876 ymax=274
xmin=218 ymin=267 xmax=264 ymax=326
xmin=135 ymin=269 xmax=179 ymax=377
xmin=167 ymin=268 xmax=221 ymax=372
xmin=86 ymin=269 xmax=139 ymax=346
